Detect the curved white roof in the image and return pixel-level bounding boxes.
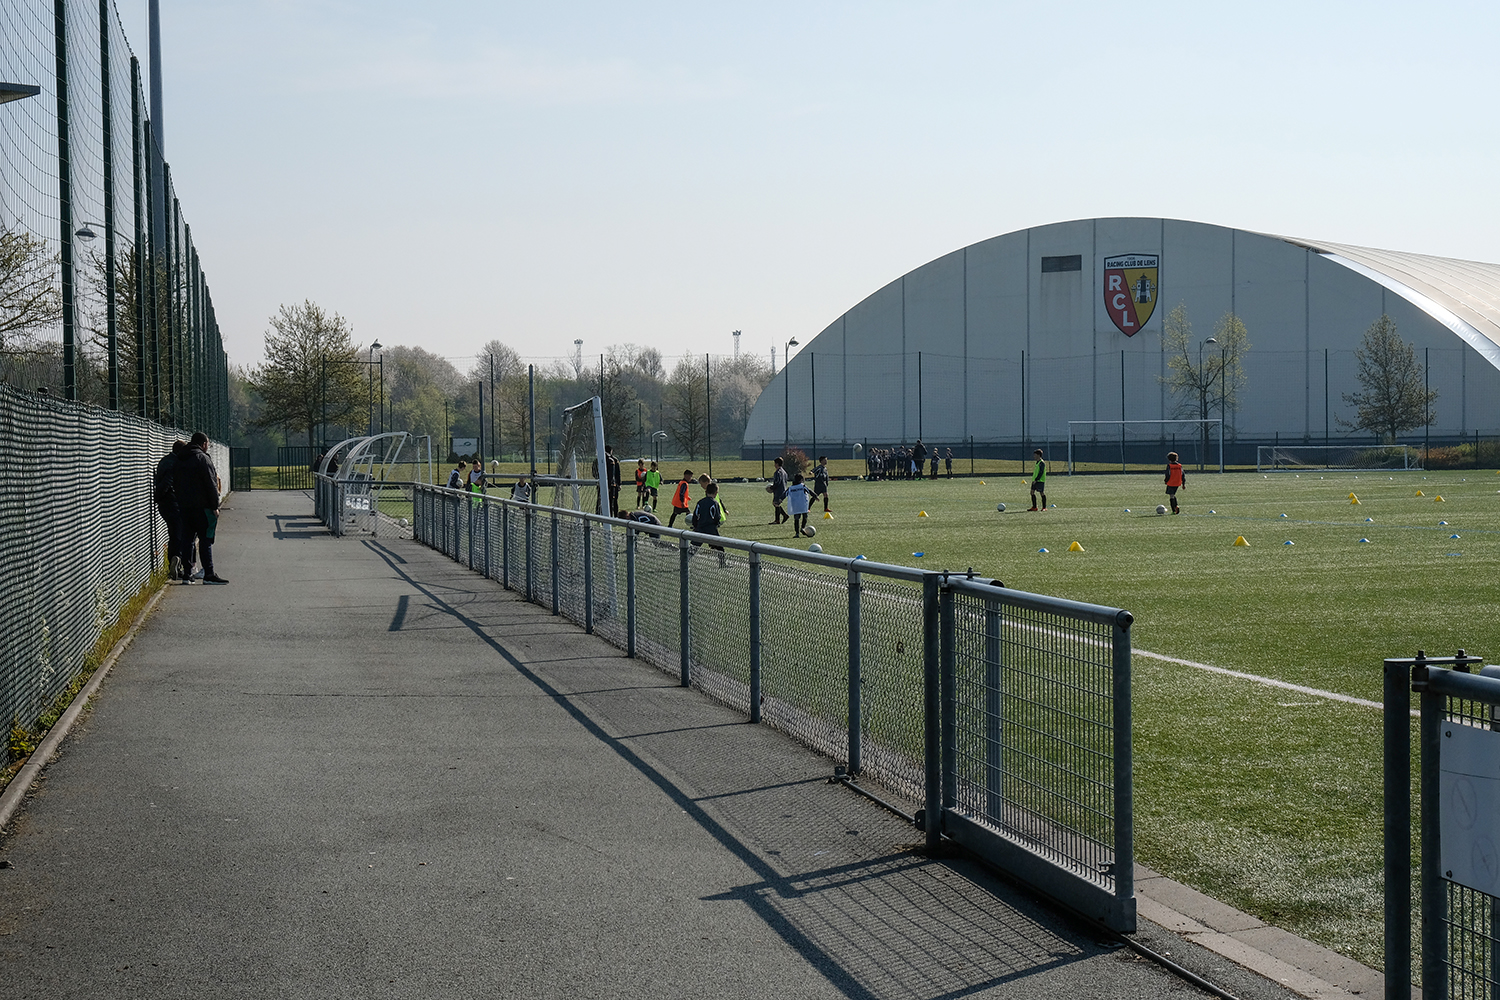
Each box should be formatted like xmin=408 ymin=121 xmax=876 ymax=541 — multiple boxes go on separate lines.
xmin=1273 ymin=236 xmax=1500 ymax=371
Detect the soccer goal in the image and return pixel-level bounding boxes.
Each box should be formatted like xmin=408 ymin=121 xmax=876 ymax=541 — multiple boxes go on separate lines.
xmin=1066 ymin=419 xmax=1223 ymax=473
xmin=541 ymin=396 xmax=610 ymax=514
xmin=1256 ymin=444 xmax=1422 ymax=473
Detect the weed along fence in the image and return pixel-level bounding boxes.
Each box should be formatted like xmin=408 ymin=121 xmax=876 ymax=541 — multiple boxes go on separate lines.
xmin=1385 ymin=653 xmax=1500 ymax=1000
xmin=318 ymin=477 xmax=1138 ymax=933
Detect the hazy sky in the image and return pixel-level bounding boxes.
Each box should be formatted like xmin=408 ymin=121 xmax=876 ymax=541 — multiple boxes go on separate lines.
xmin=130 ymin=1 xmax=1500 ymax=370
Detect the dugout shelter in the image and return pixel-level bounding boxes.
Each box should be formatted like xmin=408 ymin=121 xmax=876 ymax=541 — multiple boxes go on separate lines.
xmin=741 ymin=218 xmax=1500 ymax=466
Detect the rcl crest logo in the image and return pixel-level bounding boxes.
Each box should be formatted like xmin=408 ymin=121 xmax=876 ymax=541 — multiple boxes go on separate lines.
xmin=1103 ymin=254 xmax=1158 ymax=336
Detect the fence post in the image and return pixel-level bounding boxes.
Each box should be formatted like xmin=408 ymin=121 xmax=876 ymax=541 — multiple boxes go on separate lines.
xmin=626 ymin=526 xmax=637 ymax=658
xmin=501 ymin=503 xmax=510 ymax=590
xmin=584 ymin=519 xmax=594 ymax=634
xmin=847 ymin=567 xmax=861 ymax=773
xmin=1418 ymin=655 xmax=1446 ymax=1000
xmin=550 ymin=509 xmax=560 ymax=614
xmin=749 ymin=549 xmax=762 ymax=723
xmin=940 ymin=580 xmax=957 ymax=809
xmin=525 ymin=504 xmax=534 ymax=603
xmin=467 ymin=491 xmax=475 ymax=569
xmin=1383 ymin=656 xmax=1413 ymax=1000
xmin=1112 ymin=610 xmax=1135 ymax=912
xmin=922 ymin=573 xmax=941 ymax=850
xmin=483 ymin=495 xmax=491 ymax=578
xmin=984 ymin=594 xmax=1002 ymax=822
xmin=679 ymin=536 xmax=690 ymax=687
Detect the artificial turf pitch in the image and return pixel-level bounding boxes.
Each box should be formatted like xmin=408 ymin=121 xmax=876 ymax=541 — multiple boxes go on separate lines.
xmin=714 ymin=468 xmax=1499 ymax=972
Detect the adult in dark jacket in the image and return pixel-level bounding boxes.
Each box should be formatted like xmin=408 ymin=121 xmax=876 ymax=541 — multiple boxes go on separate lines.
xmin=173 ymin=431 xmax=226 ymax=584
xmin=153 ymin=440 xmax=188 ymax=579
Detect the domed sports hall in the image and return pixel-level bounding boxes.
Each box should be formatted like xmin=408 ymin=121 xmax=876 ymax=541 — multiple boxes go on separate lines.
xmin=741 ymin=218 xmax=1500 ymax=468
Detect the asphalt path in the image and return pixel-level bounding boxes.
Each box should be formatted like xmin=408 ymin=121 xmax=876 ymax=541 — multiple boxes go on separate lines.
xmin=0 ymin=491 xmax=1298 ymax=999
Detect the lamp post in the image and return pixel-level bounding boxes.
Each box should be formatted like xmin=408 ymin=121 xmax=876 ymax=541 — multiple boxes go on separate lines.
xmin=783 ymin=336 xmax=799 ymax=447
xmin=652 ymin=430 xmax=667 ymax=465
xmin=368 ymin=341 xmax=381 ymax=434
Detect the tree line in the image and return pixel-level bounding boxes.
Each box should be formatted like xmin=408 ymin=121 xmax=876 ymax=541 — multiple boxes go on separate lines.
xmin=232 ymin=301 xmax=777 ymax=465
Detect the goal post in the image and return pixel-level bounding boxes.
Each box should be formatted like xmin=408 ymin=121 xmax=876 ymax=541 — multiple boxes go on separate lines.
xmin=1256 ymin=444 xmax=1421 ymax=473
xmin=545 ymin=396 xmax=609 ymax=514
xmin=1066 ymin=419 xmax=1223 ymax=474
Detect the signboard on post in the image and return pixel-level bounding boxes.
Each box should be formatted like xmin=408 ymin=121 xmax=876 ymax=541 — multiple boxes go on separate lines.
xmin=1440 ymin=723 xmax=1500 ymax=895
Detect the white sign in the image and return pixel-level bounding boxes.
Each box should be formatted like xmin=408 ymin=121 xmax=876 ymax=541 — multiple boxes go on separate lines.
xmin=1440 ymin=722 xmax=1500 ymax=895
xmin=451 ymin=437 xmax=478 ymax=455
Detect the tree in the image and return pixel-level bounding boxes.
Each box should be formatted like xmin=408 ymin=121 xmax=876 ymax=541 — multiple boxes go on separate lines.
xmin=1339 ymin=315 xmax=1437 ymax=442
xmin=0 ymin=227 xmax=62 ymax=351
xmin=245 ymin=301 xmax=365 ymax=447
xmin=664 ymin=352 xmax=708 ymax=460
xmin=1161 ymin=304 xmax=1250 ymax=456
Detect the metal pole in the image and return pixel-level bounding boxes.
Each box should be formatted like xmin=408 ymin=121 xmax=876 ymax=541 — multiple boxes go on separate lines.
xmin=626 ymin=526 xmax=637 ymax=658
xmin=706 ymin=353 xmax=713 ymax=478
xmin=922 ymin=573 xmax=941 ymax=850
xmin=847 ymin=567 xmax=861 ymax=773
xmin=131 ymin=57 xmax=146 ymax=416
xmin=1424 ymin=348 xmax=1430 ymax=464
xmin=679 ymin=537 xmax=690 ymax=687
xmin=584 ymin=519 xmax=593 ymax=634
xmin=940 ymin=582 xmax=956 ymax=809
xmin=810 ymin=352 xmax=817 ymax=453
xmin=1120 ymin=350 xmax=1126 ymax=472
xmin=483 ymin=496 xmax=491 ymax=579
xmin=550 ymin=510 xmax=560 ymax=614
xmin=1418 ymin=657 xmax=1446 ymax=999
xmin=1112 ymin=609 xmax=1136 ymax=912
xmin=749 ymin=551 xmax=762 ymax=723
xmin=528 ymin=364 xmax=537 ymax=477
xmin=525 ymin=504 xmax=534 ymax=603
xmin=56 ymin=0 xmax=76 ymax=400
xmin=1383 ymin=656 xmax=1412 ymax=1000
xmin=501 ymin=502 xmax=510 ymax=590
xmin=1325 ymin=348 xmax=1330 ymax=448
xmin=101 ymin=0 xmax=118 ymax=410
xmin=917 ymin=351 xmax=923 ymax=442
xmin=985 ymin=595 xmax=1002 ymax=822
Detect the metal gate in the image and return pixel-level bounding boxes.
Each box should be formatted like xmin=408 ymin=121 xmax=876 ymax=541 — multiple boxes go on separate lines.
xmin=1385 ymin=651 xmax=1500 ymax=999
xmin=277 ymin=446 xmax=315 ymax=491
xmin=229 ymin=448 xmax=252 ymax=492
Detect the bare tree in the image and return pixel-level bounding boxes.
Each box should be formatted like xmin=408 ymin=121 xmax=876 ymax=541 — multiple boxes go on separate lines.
xmin=246 ymin=301 xmax=365 ymax=447
xmin=664 ymin=352 xmax=708 ymax=460
xmin=0 ymin=227 xmax=62 ymax=351
xmin=1161 ymin=304 xmax=1250 ymax=456
xmin=1339 ymin=315 xmax=1437 ymax=442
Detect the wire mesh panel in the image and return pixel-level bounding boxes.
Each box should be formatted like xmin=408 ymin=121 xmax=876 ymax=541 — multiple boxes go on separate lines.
xmin=630 ymin=528 xmax=683 ymax=675
xmin=950 ymin=588 xmax=1120 ymax=887
xmin=855 ymin=576 xmax=929 ymax=802
xmin=756 ymin=559 xmax=853 ymax=768
xmin=588 ymin=522 xmax=627 ymax=648
xmin=684 ymin=541 xmax=752 ymax=718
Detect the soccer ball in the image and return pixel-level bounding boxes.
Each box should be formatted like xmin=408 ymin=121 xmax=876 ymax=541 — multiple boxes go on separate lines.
xmin=996 ymin=503 xmax=1006 ymax=512
xmin=642 ymin=503 xmax=653 ymax=513
xmin=803 ymin=525 xmax=816 ymax=537
xmin=808 ymin=543 xmax=823 ymax=553
xmin=1156 ymin=505 xmax=1167 ymax=515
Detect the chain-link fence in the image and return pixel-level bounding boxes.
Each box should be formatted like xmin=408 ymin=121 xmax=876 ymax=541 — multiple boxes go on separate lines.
xmin=350 ymin=482 xmax=1139 ymax=932
xmin=1 ymin=0 xmax=227 ymax=433
xmin=1385 ymin=653 xmax=1500 ymax=1000
xmin=0 ymin=382 xmax=226 ymax=762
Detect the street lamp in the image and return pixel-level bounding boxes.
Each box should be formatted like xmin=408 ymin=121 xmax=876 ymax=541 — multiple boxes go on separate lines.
xmin=783 ymin=337 xmax=799 ymax=446
xmin=651 ymin=429 xmax=667 ymax=464
xmin=0 ymin=83 xmax=41 ymax=105
xmin=368 ymin=341 xmax=381 ymax=434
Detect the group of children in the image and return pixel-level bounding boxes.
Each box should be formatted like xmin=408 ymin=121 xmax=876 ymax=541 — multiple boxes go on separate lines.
xmin=1024 ymin=448 xmax=1187 ymax=513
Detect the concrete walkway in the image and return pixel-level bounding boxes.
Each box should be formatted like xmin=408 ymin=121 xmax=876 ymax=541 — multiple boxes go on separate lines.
xmin=0 ymin=491 xmax=1335 ymax=998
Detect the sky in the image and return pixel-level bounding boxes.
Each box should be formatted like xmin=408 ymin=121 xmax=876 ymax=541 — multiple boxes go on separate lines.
xmin=123 ymin=0 xmax=1500 ymax=371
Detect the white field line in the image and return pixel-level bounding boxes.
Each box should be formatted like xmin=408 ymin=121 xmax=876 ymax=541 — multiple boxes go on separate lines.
xmin=1131 ymin=648 xmax=1412 ymax=715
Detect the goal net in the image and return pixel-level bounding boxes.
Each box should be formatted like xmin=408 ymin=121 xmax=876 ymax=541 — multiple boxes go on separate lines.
xmin=1257 ymin=444 xmax=1421 ymax=473
xmin=540 ymin=396 xmax=609 ymax=514
xmin=1066 ymin=419 xmax=1223 ymax=473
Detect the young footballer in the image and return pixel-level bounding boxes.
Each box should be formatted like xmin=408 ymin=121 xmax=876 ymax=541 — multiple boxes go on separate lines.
xmin=1029 ymin=449 xmax=1048 ymax=511
xmin=1164 ymin=451 xmax=1186 ymax=514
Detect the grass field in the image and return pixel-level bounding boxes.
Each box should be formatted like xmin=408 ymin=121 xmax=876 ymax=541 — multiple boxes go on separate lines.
xmin=705 ymin=468 xmax=1499 ymax=970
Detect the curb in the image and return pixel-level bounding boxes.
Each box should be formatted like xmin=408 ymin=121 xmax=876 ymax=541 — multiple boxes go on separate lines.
xmin=0 ymin=583 xmax=169 ymax=834
xmin=1135 ymin=865 xmax=1388 ymax=999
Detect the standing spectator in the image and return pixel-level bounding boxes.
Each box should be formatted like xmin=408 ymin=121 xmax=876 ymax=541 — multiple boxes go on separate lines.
xmin=605 ymin=444 xmax=622 ymax=516
xmin=787 ymin=473 xmax=814 ymax=537
xmin=174 ymin=432 xmax=226 ymax=584
xmin=668 ymin=469 xmax=693 ymax=528
xmin=768 ymin=456 xmax=788 ymax=524
xmin=944 ymin=448 xmax=954 ymax=478
xmin=1029 ymin=449 xmax=1049 ymax=511
xmin=911 ymin=440 xmax=926 ymax=480
xmin=813 ymin=456 xmax=831 ymax=513
xmin=153 ymin=440 xmax=189 ymax=579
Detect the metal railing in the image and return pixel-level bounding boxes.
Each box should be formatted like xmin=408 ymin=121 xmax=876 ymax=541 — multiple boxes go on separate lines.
xmin=323 ymin=480 xmax=1137 ymax=932
xmin=1386 ymin=652 xmax=1500 ymax=1000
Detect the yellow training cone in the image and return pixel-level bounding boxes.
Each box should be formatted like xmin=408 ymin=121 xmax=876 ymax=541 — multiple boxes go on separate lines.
xmin=823 ymin=511 xmax=833 ymax=519
xmin=918 ymin=510 xmax=928 ymax=518
xmin=1350 ymin=496 xmax=1360 ymax=504
xmin=1416 ymin=490 xmax=1425 ymax=496
xmin=979 ymin=480 xmax=986 ymax=485
xmin=1233 ymin=536 xmax=1250 ymax=546
xmin=1068 ymin=541 xmax=1084 ymax=552
xmin=1434 ymin=495 xmax=1444 ymax=502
